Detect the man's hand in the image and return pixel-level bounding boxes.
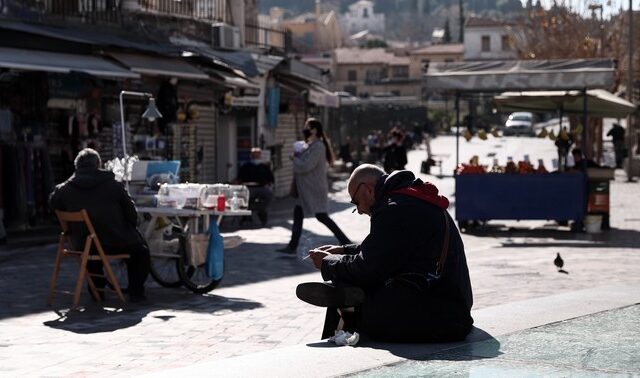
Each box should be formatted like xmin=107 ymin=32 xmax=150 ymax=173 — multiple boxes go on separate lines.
xmin=314 ymin=245 xmax=344 ymax=255
xmin=308 ymin=249 xmax=331 ymax=269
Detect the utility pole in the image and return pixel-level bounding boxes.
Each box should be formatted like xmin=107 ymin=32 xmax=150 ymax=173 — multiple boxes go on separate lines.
xmin=588 ymin=3 xmax=604 ymax=56
xmin=459 ymin=0 xmax=464 ymax=43
xmin=627 ymin=0 xmax=635 ymax=182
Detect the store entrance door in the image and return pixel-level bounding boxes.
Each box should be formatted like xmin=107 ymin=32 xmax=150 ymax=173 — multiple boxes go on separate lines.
xmin=217 ymin=115 xmax=237 ymax=183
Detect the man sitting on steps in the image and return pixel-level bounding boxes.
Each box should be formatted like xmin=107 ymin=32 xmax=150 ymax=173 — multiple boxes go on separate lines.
xmin=297 ymin=164 xmax=473 ymax=342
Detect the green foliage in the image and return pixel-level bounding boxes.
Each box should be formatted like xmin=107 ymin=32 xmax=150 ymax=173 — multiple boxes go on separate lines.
xmin=363 ymin=39 xmax=388 ymax=48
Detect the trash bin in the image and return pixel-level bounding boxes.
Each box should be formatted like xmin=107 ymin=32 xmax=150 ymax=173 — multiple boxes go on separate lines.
xmin=584 ymin=214 xmax=603 ymax=234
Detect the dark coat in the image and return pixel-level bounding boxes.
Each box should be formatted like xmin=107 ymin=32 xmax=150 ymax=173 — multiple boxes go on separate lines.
xmin=49 ymin=167 xmax=143 ymax=250
xmin=321 ymin=170 xmax=473 ymax=342
xmin=382 ymin=143 xmax=407 ymax=173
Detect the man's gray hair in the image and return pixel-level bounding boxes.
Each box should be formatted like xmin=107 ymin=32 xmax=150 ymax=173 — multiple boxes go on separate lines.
xmin=348 ymin=164 xmax=385 ymax=186
xmin=74 ymin=148 xmax=102 ymax=170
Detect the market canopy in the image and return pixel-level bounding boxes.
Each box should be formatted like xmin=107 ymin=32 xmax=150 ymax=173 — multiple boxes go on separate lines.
xmin=425 ymin=59 xmax=616 ymax=92
xmin=109 ymin=52 xmax=209 ymax=80
xmin=0 ymin=47 xmax=139 ymax=79
xmin=494 ymin=89 xmax=637 ymax=118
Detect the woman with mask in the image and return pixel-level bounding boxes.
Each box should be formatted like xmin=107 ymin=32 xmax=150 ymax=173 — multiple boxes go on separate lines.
xmin=277 ymin=118 xmax=351 ymax=254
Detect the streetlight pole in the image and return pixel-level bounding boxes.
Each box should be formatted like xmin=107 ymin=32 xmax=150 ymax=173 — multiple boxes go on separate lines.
xmin=627 ymin=0 xmax=635 ymax=182
xmin=118 ymin=90 xmax=163 ymax=190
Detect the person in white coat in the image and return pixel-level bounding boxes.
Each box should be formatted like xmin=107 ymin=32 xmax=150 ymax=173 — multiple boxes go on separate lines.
xmin=277 ymin=118 xmax=351 ymax=254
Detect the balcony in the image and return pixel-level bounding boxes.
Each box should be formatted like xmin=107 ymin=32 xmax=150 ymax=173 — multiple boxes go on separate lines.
xmin=1 ymin=0 xmax=289 ymax=52
xmin=1 ymin=0 xmax=230 ymax=24
xmin=245 ymin=22 xmax=290 ymax=52
xmin=137 ymin=0 xmax=229 ymax=23
xmin=2 ymin=0 xmax=122 ymax=23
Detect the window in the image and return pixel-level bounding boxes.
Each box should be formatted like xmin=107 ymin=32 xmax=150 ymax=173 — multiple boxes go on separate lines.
xmin=392 ymin=66 xmax=409 ymax=78
xmin=347 ymin=70 xmax=357 ymax=81
xmin=481 ymin=35 xmax=491 ymax=52
xmin=444 ymin=58 xmax=454 ymax=63
xmin=501 ymin=35 xmax=511 ymax=51
xmin=365 ymin=70 xmax=380 ymax=83
xmin=363 ymin=8 xmax=369 ymax=18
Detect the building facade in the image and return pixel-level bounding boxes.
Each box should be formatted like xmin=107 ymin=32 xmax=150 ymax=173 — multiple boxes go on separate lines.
xmin=332 ymin=48 xmax=414 ymax=97
xmin=340 ymin=0 xmax=385 ymax=36
xmin=463 ymin=17 xmax=517 ymax=61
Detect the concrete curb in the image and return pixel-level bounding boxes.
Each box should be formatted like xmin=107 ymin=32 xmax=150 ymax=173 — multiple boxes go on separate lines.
xmin=141 ymin=284 xmax=640 ymax=378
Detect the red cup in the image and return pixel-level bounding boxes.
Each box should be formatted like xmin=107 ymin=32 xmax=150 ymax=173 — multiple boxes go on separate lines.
xmin=217 ymin=194 xmax=226 ymax=212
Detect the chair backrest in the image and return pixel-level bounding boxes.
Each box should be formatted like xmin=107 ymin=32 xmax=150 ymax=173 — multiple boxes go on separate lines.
xmin=55 ymin=210 xmax=102 ymax=253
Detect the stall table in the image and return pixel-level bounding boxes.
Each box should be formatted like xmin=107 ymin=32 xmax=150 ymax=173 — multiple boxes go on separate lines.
xmin=455 ymin=173 xmax=586 ymax=229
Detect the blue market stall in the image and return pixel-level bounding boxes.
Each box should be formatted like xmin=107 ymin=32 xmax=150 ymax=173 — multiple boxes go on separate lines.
xmin=423 ymin=59 xmax=634 ymax=230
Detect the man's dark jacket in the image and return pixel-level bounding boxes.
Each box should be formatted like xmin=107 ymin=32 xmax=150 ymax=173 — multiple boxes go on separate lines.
xmin=321 ymin=170 xmax=473 ymax=342
xmin=49 ymin=167 xmax=143 ymax=250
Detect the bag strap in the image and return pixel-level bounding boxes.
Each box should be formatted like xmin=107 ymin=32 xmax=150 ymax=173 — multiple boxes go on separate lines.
xmin=434 ymin=211 xmax=450 ymax=277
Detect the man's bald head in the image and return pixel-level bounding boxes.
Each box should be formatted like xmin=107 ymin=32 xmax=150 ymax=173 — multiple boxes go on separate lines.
xmin=348 ymin=164 xmax=385 ymax=193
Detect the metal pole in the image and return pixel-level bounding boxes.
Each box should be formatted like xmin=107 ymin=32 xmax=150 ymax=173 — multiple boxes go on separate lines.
xmin=455 ymin=91 xmax=460 ymax=171
xmin=627 ymin=0 xmax=635 ymax=181
xmin=119 ymin=90 xmax=154 ymax=191
xmin=119 ymin=91 xmax=127 ymax=159
xmin=458 ymin=0 xmax=464 ymax=43
xmin=582 ymin=88 xmax=588 ymax=171
xmin=559 ymin=104 xmax=564 ymax=171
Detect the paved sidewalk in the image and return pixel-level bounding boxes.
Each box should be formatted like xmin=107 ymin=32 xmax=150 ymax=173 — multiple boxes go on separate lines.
xmin=1 ymin=136 xmax=639 ymax=376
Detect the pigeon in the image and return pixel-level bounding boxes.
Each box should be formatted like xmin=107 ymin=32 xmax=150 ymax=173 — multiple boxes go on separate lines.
xmin=554 ymin=253 xmax=563 ymax=269
xmin=554 ymin=253 xmax=569 ymax=274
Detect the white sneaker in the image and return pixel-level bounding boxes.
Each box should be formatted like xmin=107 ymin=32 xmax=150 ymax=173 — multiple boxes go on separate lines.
xmin=329 ymin=330 xmax=360 ymax=346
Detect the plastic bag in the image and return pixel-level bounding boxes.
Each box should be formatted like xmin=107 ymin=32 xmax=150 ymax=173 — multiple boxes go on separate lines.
xmin=205 ymin=218 xmax=224 ymax=280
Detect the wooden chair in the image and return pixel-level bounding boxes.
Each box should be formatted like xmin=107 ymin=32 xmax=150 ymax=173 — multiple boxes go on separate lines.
xmin=48 ymin=210 xmax=130 ymax=308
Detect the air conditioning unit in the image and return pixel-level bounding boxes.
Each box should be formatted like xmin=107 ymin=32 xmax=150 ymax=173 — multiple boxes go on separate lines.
xmin=211 ymin=23 xmax=241 ymax=50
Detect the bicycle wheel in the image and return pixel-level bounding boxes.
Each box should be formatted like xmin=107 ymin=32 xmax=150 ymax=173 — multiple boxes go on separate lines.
xmin=149 ymin=232 xmax=183 ymax=288
xmin=177 ymin=240 xmax=222 ymax=294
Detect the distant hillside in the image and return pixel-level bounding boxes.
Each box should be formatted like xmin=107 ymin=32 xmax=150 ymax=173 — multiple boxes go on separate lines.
xmin=259 ymin=0 xmax=523 ymax=17
xmin=259 ymin=0 xmax=524 ymax=42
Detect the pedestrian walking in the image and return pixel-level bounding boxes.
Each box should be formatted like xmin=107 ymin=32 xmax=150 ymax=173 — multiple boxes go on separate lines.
xmin=607 ymin=123 xmax=626 ymax=168
xmin=277 ymin=118 xmax=351 ymax=254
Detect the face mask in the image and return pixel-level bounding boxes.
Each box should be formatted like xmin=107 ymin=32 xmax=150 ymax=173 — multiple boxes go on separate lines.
xmin=303 ymin=129 xmax=312 ymax=139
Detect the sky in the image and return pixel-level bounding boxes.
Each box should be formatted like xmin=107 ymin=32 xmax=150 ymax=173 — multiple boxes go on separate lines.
xmin=519 ymin=0 xmax=632 ymax=18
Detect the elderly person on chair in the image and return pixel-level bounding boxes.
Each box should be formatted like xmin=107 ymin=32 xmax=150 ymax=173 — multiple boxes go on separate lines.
xmin=49 ymin=148 xmax=149 ymax=302
xmin=297 ymin=164 xmax=473 ymax=343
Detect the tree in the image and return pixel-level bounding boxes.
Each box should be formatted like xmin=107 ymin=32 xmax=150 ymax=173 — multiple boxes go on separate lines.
xmin=364 ymin=39 xmax=388 ymax=48
xmin=511 ymin=4 xmax=626 ymax=160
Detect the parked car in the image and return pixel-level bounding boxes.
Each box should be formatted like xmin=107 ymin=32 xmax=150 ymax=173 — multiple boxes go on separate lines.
xmin=503 ymin=112 xmax=535 ymax=136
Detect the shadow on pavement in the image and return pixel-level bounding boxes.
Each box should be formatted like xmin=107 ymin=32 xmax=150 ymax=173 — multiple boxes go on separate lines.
xmin=463 ymin=224 xmax=640 ymax=249
xmin=42 ymin=292 xmax=262 ymax=334
xmin=306 ymin=326 xmax=501 ymax=361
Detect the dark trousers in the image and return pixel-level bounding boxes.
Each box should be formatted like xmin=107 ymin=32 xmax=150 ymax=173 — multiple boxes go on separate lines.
xmin=287 ymin=205 xmax=351 ymax=249
xmin=248 ymin=186 xmax=273 ymax=224
xmin=87 ymin=242 xmax=150 ymax=296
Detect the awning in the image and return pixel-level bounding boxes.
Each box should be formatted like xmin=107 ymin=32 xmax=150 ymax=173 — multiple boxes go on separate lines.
xmin=309 ymin=84 xmax=339 ymax=108
xmin=0 ymin=47 xmax=139 ymax=79
xmin=109 ymin=52 xmax=209 ymax=80
xmin=187 ymin=47 xmax=260 ymax=77
xmin=210 ymin=69 xmax=259 ymax=89
xmin=494 ymin=89 xmax=637 ymax=118
xmin=425 ymin=59 xmax=616 ymax=91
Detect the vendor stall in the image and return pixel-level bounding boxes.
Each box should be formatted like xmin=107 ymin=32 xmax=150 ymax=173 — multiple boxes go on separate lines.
xmin=424 ymin=59 xmax=632 ymax=231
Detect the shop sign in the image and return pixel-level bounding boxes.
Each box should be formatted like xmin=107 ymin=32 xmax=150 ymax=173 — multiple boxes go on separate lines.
xmin=231 ymin=96 xmax=259 ymax=107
